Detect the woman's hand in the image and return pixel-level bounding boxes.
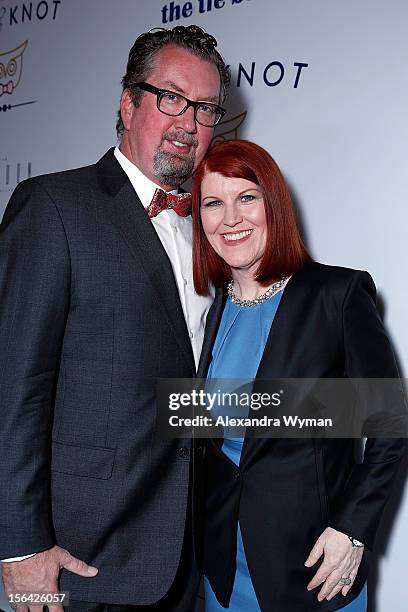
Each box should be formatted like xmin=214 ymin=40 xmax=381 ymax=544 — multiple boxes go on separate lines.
xmin=304 ymin=527 xmax=364 ymax=602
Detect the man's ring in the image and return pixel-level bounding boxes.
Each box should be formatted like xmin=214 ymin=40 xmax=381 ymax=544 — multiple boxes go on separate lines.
xmin=338 ymin=577 xmax=352 ymax=585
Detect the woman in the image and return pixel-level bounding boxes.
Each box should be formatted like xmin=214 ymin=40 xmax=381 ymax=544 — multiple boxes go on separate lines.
xmin=191 ymin=140 xmax=406 ymax=611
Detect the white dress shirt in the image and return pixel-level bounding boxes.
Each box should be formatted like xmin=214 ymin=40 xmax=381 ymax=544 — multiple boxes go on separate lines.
xmin=2 ymin=147 xmax=213 ymax=563
xmin=114 ymin=146 xmax=213 ymax=368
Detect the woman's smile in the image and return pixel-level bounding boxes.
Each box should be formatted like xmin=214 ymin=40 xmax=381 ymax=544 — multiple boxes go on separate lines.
xmin=200 ymin=172 xmax=267 ymax=274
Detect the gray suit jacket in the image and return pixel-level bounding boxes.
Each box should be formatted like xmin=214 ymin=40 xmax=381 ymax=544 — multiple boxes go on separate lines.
xmin=0 ymin=149 xmax=199 ymax=605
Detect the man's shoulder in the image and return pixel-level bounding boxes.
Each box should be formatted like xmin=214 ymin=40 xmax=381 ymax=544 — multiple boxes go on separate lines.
xmin=3 ymin=149 xmax=121 ymax=225
xmin=38 ymin=161 xmax=95 ymax=183
xmin=30 ymin=165 xmax=93 ymax=196
xmin=35 ymin=149 xmax=114 ymax=191
xmin=17 ymin=148 xmax=117 ymax=199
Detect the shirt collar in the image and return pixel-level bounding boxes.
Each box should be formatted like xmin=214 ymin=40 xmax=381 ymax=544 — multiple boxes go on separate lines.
xmin=114 ymin=146 xmax=178 ymax=209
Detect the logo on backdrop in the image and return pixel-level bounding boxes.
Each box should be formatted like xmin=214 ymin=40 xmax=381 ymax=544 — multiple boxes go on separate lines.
xmin=235 ymin=60 xmax=309 ymax=90
xmin=0 ymin=40 xmax=27 ymax=96
xmin=0 ymin=6 xmax=6 ymax=32
xmin=211 ymin=111 xmax=247 ymax=147
xmin=0 ymin=157 xmax=33 ymax=195
xmin=2 ymin=1 xmax=62 ymax=28
xmin=161 ymin=0 xmax=253 ymax=25
xmin=0 ymin=40 xmax=37 ymax=114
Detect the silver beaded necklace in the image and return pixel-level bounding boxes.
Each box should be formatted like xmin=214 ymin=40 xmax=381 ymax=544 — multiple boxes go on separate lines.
xmin=227 ymin=277 xmax=289 ymax=308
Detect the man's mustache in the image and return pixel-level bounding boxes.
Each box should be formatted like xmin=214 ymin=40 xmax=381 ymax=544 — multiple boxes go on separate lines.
xmin=161 ymin=130 xmax=198 ymax=148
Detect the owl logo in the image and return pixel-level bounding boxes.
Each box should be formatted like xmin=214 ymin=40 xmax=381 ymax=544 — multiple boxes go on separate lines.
xmin=0 ymin=40 xmax=28 ymax=98
xmin=210 ymin=111 xmax=247 ymax=148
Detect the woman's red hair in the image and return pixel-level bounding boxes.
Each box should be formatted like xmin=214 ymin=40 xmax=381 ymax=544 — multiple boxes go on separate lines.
xmin=192 ymin=139 xmax=311 ymax=295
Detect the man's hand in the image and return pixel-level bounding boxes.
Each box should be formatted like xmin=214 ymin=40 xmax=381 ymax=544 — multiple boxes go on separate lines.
xmin=1 ymin=545 xmax=98 ymax=611
xmin=304 ymin=527 xmax=364 ymax=602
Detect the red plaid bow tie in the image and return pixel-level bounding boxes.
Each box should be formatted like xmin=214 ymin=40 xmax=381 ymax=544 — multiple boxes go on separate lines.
xmin=147 ymin=188 xmax=192 ymax=219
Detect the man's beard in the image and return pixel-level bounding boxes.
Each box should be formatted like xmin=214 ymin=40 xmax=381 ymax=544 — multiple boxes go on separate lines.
xmin=153 ymin=131 xmax=198 ymax=186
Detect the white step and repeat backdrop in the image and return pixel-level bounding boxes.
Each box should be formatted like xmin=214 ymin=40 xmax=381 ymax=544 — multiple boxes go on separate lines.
xmin=1 ymin=1 xmax=407 ymax=610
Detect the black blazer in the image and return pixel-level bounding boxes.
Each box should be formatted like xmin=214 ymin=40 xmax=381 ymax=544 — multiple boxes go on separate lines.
xmin=0 ymin=149 xmax=200 ymax=606
xmin=197 ymin=262 xmax=407 ymax=612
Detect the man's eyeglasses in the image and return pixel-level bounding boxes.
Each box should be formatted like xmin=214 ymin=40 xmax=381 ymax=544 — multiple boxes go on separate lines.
xmin=135 ymin=82 xmax=226 ymax=127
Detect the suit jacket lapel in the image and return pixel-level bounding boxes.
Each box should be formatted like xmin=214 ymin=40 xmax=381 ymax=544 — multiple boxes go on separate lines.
xmin=197 ymin=287 xmax=226 ymax=378
xmin=255 ymin=271 xmax=310 ymax=378
xmin=95 ymin=149 xmax=195 ymax=373
xmin=240 ymin=268 xmax=313 ymax=466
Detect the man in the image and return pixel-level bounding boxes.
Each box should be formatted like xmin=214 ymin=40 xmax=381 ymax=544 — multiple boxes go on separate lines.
xmin=0 ymin=25 xmax=230 ymax=611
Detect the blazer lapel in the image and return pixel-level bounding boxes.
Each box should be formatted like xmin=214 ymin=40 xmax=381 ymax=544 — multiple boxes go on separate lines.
xmin=197 ymin=287 xmax=226 ymax=378
xmin=94 ymin=149 xmax=195 ymax=373
xmin=239 ymin=269 xmax=313 ymax=467
xmin=255 ymin=271 xmax=310 ymax=378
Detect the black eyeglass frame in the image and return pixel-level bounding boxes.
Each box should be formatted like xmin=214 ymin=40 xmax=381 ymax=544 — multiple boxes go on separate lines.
xmin=134 ymin=81 xmax=226 ymax=127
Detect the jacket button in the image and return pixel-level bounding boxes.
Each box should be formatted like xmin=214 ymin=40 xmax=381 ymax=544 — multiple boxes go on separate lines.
xmin=178 ymin=446 xmax=190 ymax=458
xmin=233 ymin=468 xmax=240 ymax=479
